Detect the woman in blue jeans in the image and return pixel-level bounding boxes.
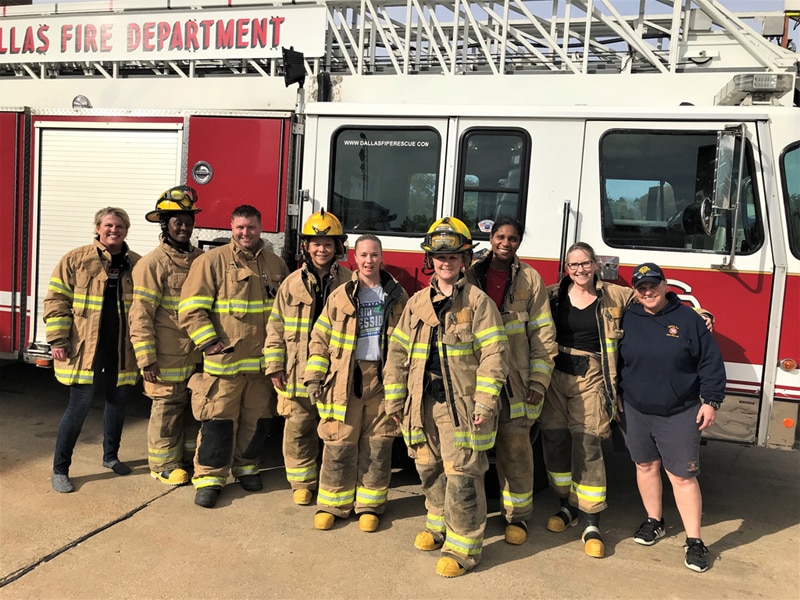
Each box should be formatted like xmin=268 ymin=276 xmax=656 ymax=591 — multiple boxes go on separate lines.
xmin=45 ymin=207 xmax=141 ymax=493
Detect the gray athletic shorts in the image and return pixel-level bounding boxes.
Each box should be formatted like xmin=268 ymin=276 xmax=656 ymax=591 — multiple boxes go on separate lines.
xmin=620 ymin=401 xmax=702 ymax=479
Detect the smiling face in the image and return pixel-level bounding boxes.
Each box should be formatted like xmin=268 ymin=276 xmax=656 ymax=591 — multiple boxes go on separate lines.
xmin=355 ymin=239 xmax=382 ymax=283
xmin=95 ymin=214 xmax=128 ymax=254
xmin=635 ymin=280 xmax=669 ymax=314
xmin=432 ymin=252 xmax=465 ymax=286
xmin=490 ymin=224 xmax=521 ymax=264
xmin=167 ymin=213 xmax=195 ymax=245
xmin=231 ymin=215 xmax=263 ymax=251
xmin=565 ymin=248 xmax=597 ymax=287
xmin=306 ymin=236 xmax=337 ymax=270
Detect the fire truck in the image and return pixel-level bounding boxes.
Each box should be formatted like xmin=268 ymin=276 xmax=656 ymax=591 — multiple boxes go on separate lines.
xmin=0 ymin=0 xmax=798 ymax=450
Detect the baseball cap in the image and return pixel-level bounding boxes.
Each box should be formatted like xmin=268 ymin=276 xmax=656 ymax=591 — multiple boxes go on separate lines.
xmin=632 ymin=263 xmax=665 ymax=288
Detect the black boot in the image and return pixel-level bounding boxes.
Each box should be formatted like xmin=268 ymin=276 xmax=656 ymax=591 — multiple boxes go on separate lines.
xmin=546 ymin=498 xmax=578 ymax=533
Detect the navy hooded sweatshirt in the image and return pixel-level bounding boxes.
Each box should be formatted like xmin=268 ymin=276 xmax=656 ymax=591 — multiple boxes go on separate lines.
xmin=618 ymin=292 xmax=725 ymax=417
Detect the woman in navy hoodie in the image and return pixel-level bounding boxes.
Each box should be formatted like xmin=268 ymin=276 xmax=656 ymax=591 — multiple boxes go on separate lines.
xmin=618 ymin=263 xmax=725 ymax=574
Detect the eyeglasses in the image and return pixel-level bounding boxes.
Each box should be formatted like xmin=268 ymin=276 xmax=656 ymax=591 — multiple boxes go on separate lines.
xmin=566 ymin=261 xmax=594 ymax=271
xmin=161 ymin=186 xmax=197 ymax=209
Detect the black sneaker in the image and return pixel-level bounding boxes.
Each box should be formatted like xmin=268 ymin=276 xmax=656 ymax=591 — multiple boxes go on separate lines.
xmin=634 ymin=517 xmax=666 ymax=546
xmin=684 ymin=539 xmax=710 ymax=573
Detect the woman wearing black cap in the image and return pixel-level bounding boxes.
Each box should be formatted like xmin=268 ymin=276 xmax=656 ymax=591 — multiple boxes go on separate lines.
xmin=618 ymin=263 xmax=726 ymax=573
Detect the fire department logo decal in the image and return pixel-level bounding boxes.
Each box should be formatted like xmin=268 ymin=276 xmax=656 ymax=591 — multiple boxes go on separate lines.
xmin=667 ymin=324 xmax=680 ymax=338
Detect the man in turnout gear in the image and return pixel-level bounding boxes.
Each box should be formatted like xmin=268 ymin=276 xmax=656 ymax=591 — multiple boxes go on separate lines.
xmin=303 ymin=234 xmax=408 ymax=532
xmin=384 ymin=217 xmax=509 ymax=578
xmin=129 ymin=186 xmax=204 ymax=486
xmin=264 ymin=210 xmax=352 ymax=505
xmin=465 ymin=217 xmax=557 ymax=545
xmin=179 ymin=205 xmax=289 ymax=508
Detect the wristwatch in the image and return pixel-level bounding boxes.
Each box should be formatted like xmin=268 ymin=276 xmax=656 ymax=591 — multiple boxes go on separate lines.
xmin=703 ymin=399 xmax=722 ymax=410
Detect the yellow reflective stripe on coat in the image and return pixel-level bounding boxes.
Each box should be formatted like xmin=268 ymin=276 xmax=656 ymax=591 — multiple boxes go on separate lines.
xmin=188 ymin=323 xmax=216 ymax=346
xmin=528 ymin=310 xmax=555 ymax=330
xmin=133 ymin=285 xmax=161 ymax=305
xmin=604 ymin=337 xmax=617 ymax=353
xmin=329 ymin=328 xmax=356 ymax=351
xmin=318 ymin=487 xmax=355 ymax=508
xmin=426 ymin=512 xmax=446 ymax=533
xmin=159 ymin=295 xmax=179 ymax=311
xmin=73 ymin=293 xmax=104 ymax=312
xmin=355 ymin=486 xmax=388 ymax=507
xmin=572 ymin=482 xmax=607 ymax=503
xmin=473 ymin=324 xmax=507 ymax=348
xmin=454 ymin=429 xmax=496 ymax=451
xmin=133 ymin=340 xmax=156 ymax=357
xmin=154 ymin=366 xmax=195 ymax=382
xmin=475 ymin=375 xmax=502 ymax=396
xmin=502 ymin=489 xmax=533 ymax=509
xmin=212 ymin=299 xmax=270 ymax=313
xmin=202 ymin=357 xmax=265 ymax=377
xmin=54 ymin=367 xmax=138 ymax=387
xmin=178 ymin=295 xmax=214 ymax=313
xmin=530 ymin=358 xmax=553 ymax=377
xmin=277 ymin=314 xmax=312 ymax=333
xmin=275 ymin=382 xmax=308 ymax=399
xmin=285 ymin=464 xmax=318 ymax=483
xmin=45 ymin=316 xmax=72 ymax=336
xmin=384 ymin=382 xmax=407 ymax=403
xmin=263 ymin=347 xmax=286 ymax=364
xmin=48 ymin=277 xmax=74 ymax=299
xmin=316 ymin=400 xmax=346 ymax=422
xmin=504 ymin=319 xmax=526 ymax=336
xmin=305 ymin=355 xmax=330 ymax=375
xmin=445 ymin=340 xmax=474 ymax=357
xmin=506 ymin=397 xmax=542 ymax=420
xmin=444 ymin=529 xmax=483 ymax=556
xmin=389 ymin=327 xmax=410 ymax=352
xmin=410 ymin=342 xmax=429 ymax=360
xmin=402 ymin=426 xmax=426 ymax=447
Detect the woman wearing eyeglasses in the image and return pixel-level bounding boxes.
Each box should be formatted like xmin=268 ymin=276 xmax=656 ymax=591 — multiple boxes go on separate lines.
xmin=540 ymin=242 xmax=633 ymax=558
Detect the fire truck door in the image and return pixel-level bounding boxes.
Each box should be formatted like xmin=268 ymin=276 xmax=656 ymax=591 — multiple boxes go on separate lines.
xmin=0 ymin=111 xmax=23 ymax=358
xmin=578 ymin=119 xmax=773 ymax=446
xmin=30 ymin=123 xmax=183 ymax=348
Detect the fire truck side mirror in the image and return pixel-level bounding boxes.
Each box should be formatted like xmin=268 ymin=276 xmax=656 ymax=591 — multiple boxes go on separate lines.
xmin=704 ymin=126 xmax=743 ymax=236
xmin=282 ymin=46 xmax=306 ymax=88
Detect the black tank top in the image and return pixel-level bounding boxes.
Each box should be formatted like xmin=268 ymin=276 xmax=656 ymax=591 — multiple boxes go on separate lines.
xmin=555 ymin=296 xmax=600 ymax=353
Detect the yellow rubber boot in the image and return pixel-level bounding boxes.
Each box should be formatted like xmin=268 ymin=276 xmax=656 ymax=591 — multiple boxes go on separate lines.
xmin=314 ymin=512 xmax=335 ymax=530
xmin=582 ymin=526 xmax=605 ymax=558
xmin=293 ymin=489 xmax=313 ymax=505
xmin=547 ymin=506 xmax=578 ymax=533
xmin=504 ymin=523 xmax=528 ymax=545
xmin=151 ymin=468 xmax=190 ymax=486
xmin=414 ymin=531 xmax=444 ymax=551
xmin=359 ymin=513 xmax=379 ymax=532
xmin=435 ymin=557 xmax=467 ymax=578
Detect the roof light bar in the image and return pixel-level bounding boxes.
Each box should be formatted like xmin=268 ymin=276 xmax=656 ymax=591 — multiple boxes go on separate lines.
xmin=714 ymin=73 xmax=794 ymax=106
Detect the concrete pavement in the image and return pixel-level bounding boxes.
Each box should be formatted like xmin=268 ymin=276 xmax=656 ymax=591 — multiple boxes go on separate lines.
xmin=1 ymin=363 xmax=799 ymax=599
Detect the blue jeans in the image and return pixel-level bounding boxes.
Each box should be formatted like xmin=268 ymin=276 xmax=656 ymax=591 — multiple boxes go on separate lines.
xmin=52 ymin=362 xmax=133 ymax=475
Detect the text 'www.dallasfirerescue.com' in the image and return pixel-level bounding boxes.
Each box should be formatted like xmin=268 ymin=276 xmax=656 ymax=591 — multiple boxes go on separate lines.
xmin=343 ymin=140 xmax=430 ymax=147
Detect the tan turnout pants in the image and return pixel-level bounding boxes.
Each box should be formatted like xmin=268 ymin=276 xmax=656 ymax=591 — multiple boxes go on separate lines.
xmin=494 ymin=398 xmax=535 ymax=524
xmin=316 ymin=361 xmax=397 ymax=517
xmin=189 ymin=371 xmax=275 ymax=489
xmin=414 ymin=394 xmax=489 ymax=571
xmin=144 ymin=379 xmax=199 ymax=473
xmin=279 ymin=393 xmax=320 ymax=491
xmin=540 ymin=347 xmax=609 ymax=514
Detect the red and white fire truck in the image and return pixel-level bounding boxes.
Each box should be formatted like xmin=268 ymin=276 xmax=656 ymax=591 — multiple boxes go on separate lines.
xmin=1 ymin=0 xmax=798 ymax=449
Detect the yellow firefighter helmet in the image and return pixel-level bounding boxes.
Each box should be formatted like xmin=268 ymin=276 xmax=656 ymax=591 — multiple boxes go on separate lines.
xmin=300 ymin=209 xmax=347 ymax=256
xmin=145 ymin=185 xmax=201 ymax=222
xmin=420 ymin=216 xmax=474 ymax=254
